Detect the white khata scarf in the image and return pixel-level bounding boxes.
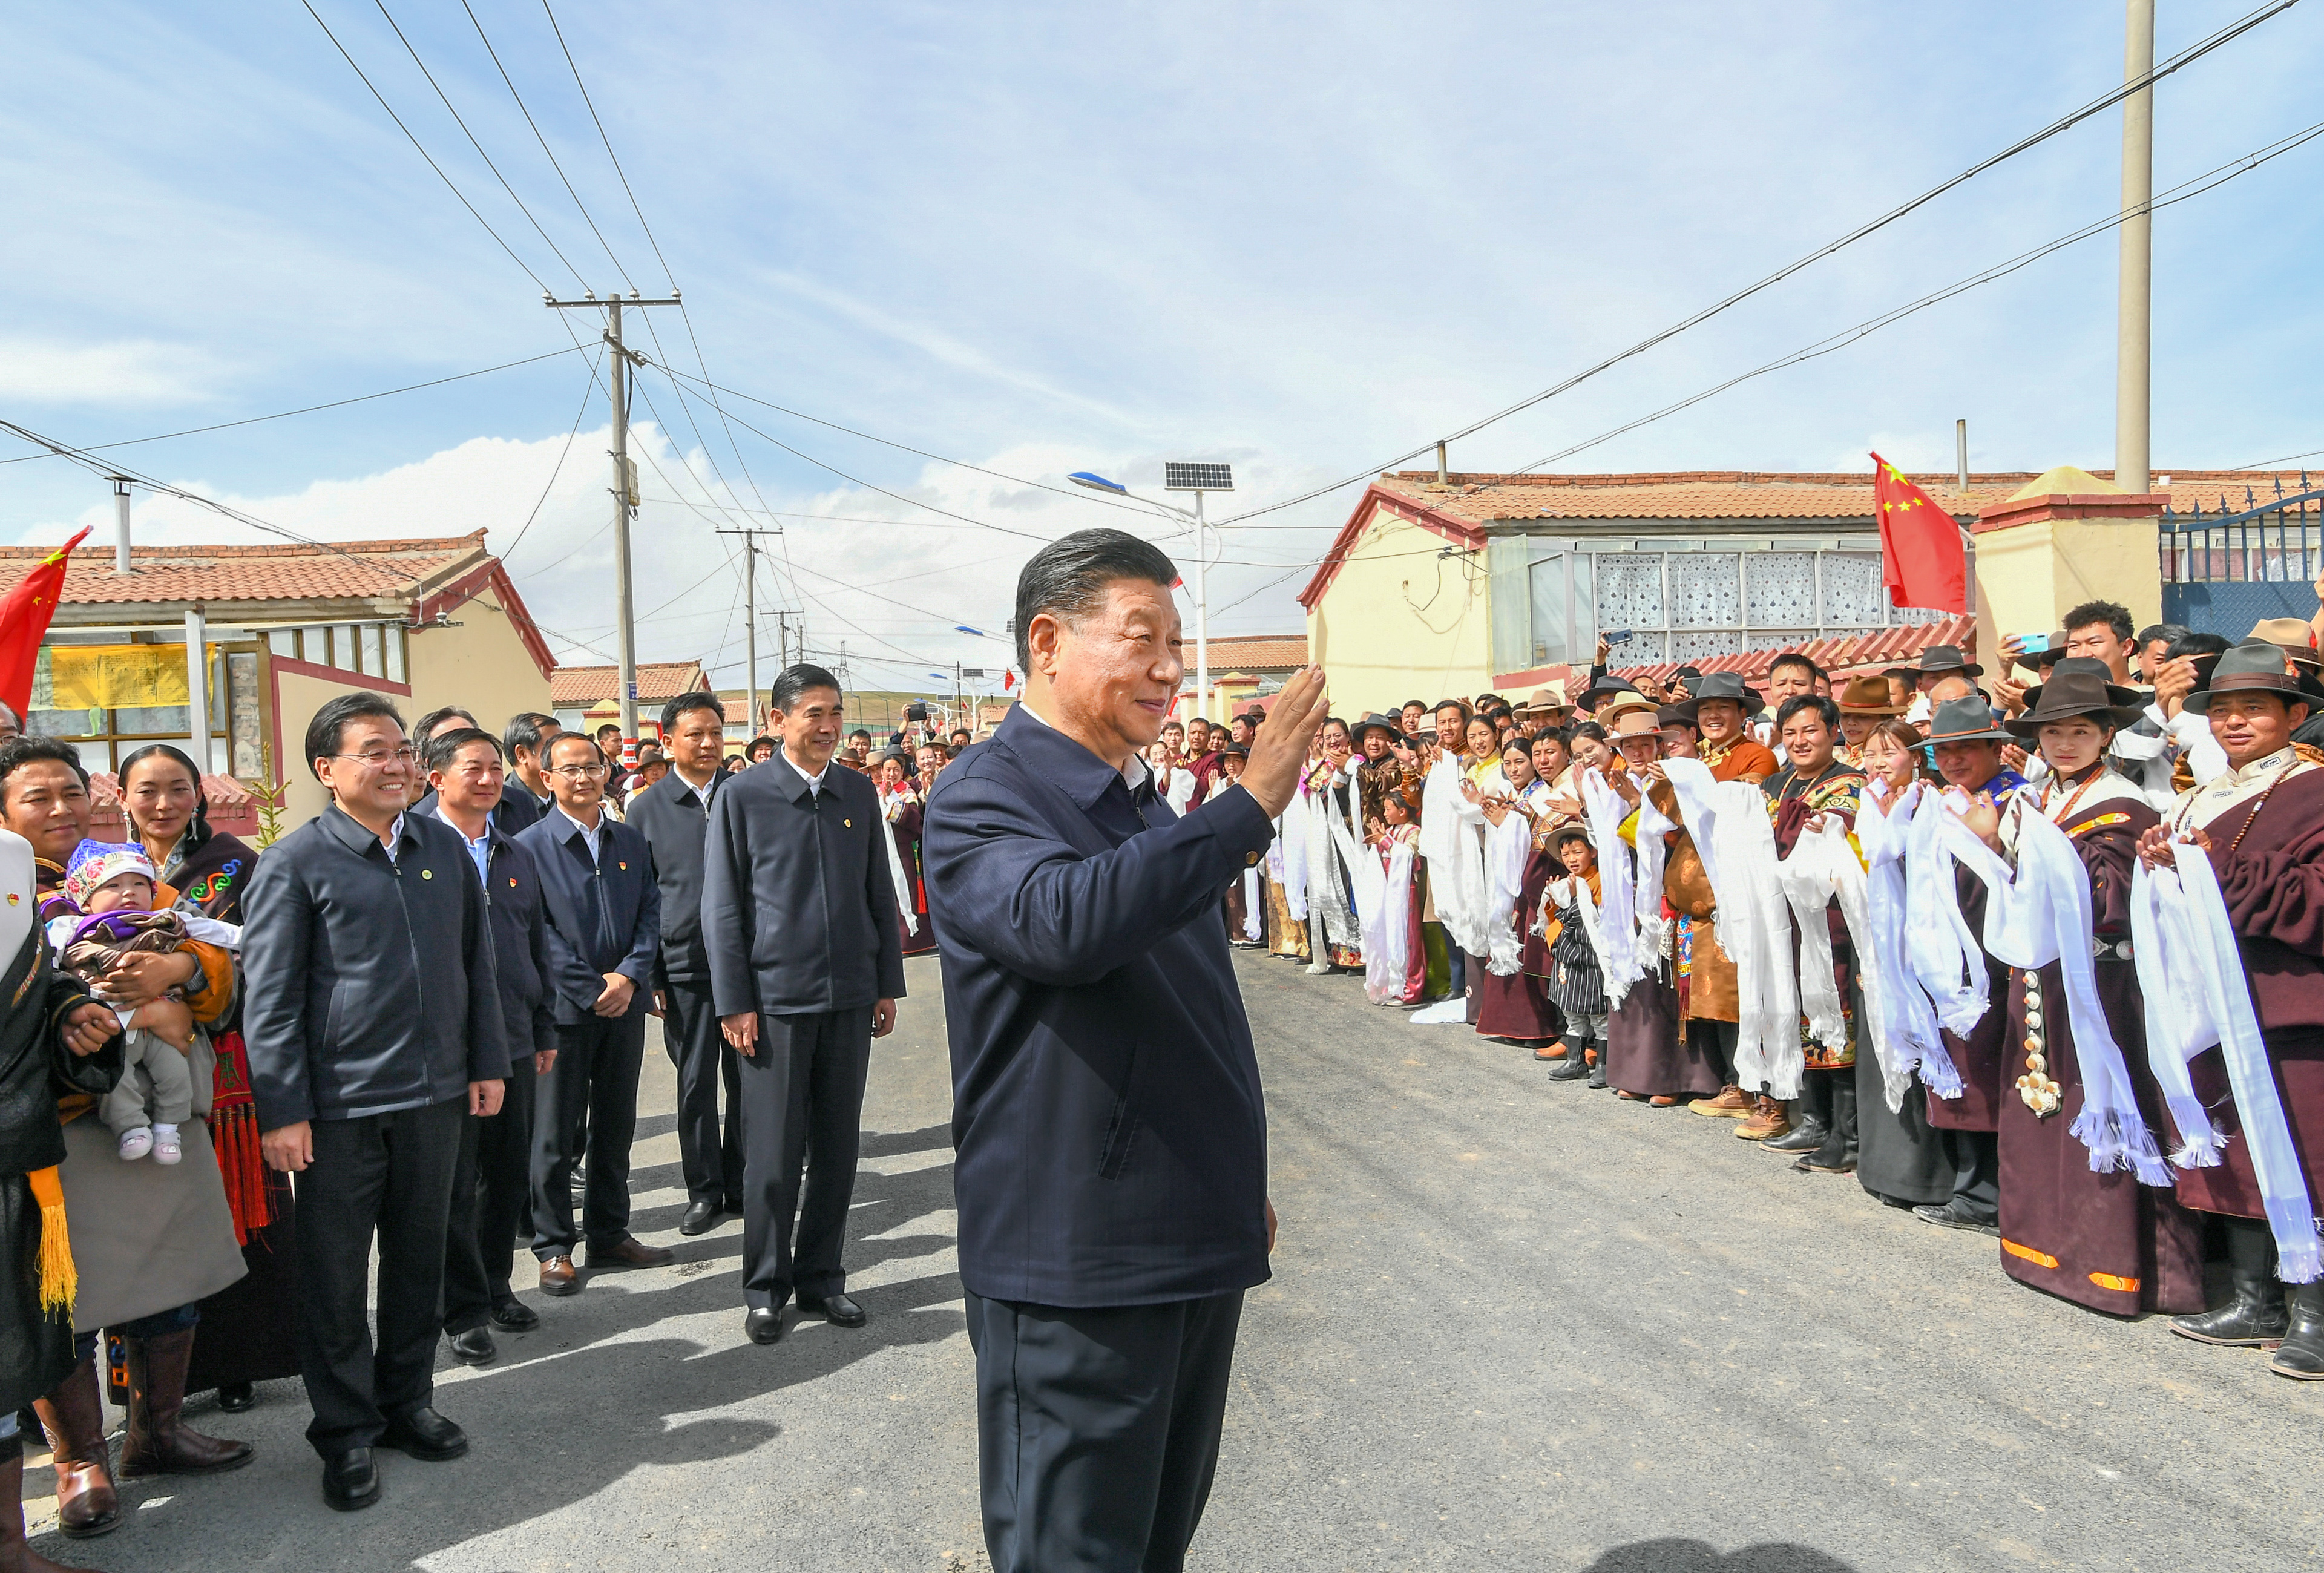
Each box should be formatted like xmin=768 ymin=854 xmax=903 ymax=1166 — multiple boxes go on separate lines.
xmin=1482 ymin=799 xmax=1531 ymax=978
xmin=1304 ymin=767 xmax=1360 ymax=954
xmin=1273 ymin=781 xmax=1310 ymax=922
xmin=1631 ymin=792 xmax=1673 ymax=977
xmin=1362 ymin=839 xmax=1417 ymax=1005
xmin=1661 ymin=760 xmax=1800 ymax=1099
xmin=1419 ymin=754 xmax=1492 ymax=957
xmin=1939 ymin=793 xmax=2170 ymax=1186
xmin=1580 ymin=768 xmax=1640 ymax=1007
xmin=1774 ymin=819 xmax=1852 ymax=1057
xmin=2132 ymin=850 xmax=2324 ymax=1282
xmin=1854 ymin=780 xmax=1960 ymax=1106
xmin=1903 ymin=784 xmax=1991 ymax=1040
xmin=879 ymin=793 xmax=920 ymax=936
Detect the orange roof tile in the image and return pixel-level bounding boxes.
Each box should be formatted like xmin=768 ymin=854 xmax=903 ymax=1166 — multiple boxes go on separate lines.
xmin=550 ymin=662 xmax=711 ymax=706
xmin=1195 ymin=633 xmax=1308 ymax=669
xmin=0 ymin=534 xmax=489 ymax=608
xmin=1609 ymin=615 xmax=1977 ymax=691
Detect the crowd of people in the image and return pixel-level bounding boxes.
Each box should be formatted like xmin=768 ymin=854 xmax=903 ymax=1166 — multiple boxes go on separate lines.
xmin=1199 ymin=599 xmax=2324 ymax=1391
xmin=0 ymin=670 xmax=945 ymax=1561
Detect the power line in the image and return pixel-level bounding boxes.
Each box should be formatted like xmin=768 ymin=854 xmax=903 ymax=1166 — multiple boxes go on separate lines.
xmin=1215 ymin=0 xmax=2306 ymax=527
xmin=497 ymin=344 xmax=603 ymax=565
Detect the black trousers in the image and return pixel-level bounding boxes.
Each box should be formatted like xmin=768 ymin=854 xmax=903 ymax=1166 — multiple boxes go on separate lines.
xmin=966 ymin=1290 xmax=1244 ymax=1573
xmin=1945 ymin=1128 xmax=2001 ymax=1223
xmin=293 ymin=1097 xmax=464 ymax=1457
xmin=663 ymin=981 xmax=743 ymax=1209
xmin=532 ymin=1010 xmax=649 ymax=1258
xmin=1689 ymin=1019 xmax=1740 ymax=1088
xmin=737 ymin=1007 xmax=871 ymax=1310
xmin=442 ymin=1053 xmax=537 ymax=1333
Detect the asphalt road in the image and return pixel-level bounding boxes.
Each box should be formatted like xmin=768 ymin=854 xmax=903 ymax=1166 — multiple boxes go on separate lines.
xmin=39 ymin=948 xmax=2321 ymax=1571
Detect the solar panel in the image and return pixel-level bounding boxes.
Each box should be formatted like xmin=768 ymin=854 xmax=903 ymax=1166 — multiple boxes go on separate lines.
xmin=1163 ymin=462 xmax=1233 ymax=493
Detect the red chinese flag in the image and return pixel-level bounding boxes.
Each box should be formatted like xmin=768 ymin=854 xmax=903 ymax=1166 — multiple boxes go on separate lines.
xmin=1871 ymin=453 xmax=1966 ymax=614
xmin=0 ymin=528 xmax=89 ymax=721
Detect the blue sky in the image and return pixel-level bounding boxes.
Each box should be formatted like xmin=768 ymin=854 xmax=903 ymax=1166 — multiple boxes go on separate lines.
xmin=4 ymin=1 xmax=2319 ymax=688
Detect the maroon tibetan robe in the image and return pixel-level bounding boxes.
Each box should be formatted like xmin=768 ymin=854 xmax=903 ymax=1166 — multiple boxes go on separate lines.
xmin=1929 ymin=860 xmax=2012 ymax=1135
xmin=1475 ymin=842 xmax=1563 ymax=1043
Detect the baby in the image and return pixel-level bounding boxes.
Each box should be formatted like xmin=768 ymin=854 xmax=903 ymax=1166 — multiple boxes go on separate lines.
xmin=46 ymin=841 xmax=239 ymax=1164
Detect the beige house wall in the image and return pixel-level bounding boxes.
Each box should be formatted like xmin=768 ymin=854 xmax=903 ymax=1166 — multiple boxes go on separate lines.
xmin=1972 ymin=517 xmax=2163 ymax=658
xmin=1305 ymin=502 xmax=1492 ymax=717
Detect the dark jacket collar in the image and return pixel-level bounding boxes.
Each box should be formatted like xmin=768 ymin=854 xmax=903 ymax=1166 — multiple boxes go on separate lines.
xmin=651 ymin=765 xmax=723 ymax=810
xmin=319 ymin=801 xmax=413 ymax=858
xmin=994 ymin=704 xmax=1140 ymax=812
xmin=543 ymin=805 xmax=609 ymax=844
xmin=768 ymin=751 xmax=830 ymax=805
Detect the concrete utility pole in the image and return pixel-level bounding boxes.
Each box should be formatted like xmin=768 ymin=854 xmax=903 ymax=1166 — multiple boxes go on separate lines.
xmin=1192 ymin=489 xmax=1209 ymax=724
xmin=715 ymin=528 xmax=780 ymax=740
xmin=110 ymin=477 xmax=132 ymax=573
xmin=2116 ymin=0 xmax=2155 ymax=496
xmin=546 ymin=289 xmax=681 ymax=761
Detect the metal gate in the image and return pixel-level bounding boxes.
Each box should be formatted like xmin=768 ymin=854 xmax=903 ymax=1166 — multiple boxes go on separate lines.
xmin=2158 ymin=478 xmax=2322 ymax=637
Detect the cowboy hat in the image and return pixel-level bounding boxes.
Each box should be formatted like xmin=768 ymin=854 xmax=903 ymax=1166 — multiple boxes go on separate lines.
xmin=2003 ymin=667 xmax=2148 ymax=737
xmin=1670 ymin=671 xmax=1765 ymax=721
xmin=2184 ymin=639 xmax=2324 ymax=714
xmin=1520 ymin=682 xmax=1571 ymax=712
xmin=1577 ymin=674 xmax=1639 ymax=708
xmin=1911 ymin=643 xmax=1984 ymax=678
xmin=1922 ymin=695 xmax=2014 ymax=745
xmin=1351 ymin=712 xmax=1403 ymax=742
xmin=1551 ymin=821 xmax=1595 ymax=850
xmin=1834 ymin=674 xmax=1908 ymax=716
xmin=1600 ymin=695 xmax=1661 ymax=730
xmin=2248 ymin=617 xmax=2323 ymax=671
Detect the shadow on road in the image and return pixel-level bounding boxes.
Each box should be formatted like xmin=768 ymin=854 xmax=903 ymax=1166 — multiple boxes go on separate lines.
xmin=1586 ymin=1540 xmax=1858 ymax=1572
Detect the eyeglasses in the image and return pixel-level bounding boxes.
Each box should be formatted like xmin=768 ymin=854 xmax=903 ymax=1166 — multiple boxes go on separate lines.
xmin=335 ymin=746 xmax=417 ymax=768
xmin=549 ymin=762 xmax=609 ymax=780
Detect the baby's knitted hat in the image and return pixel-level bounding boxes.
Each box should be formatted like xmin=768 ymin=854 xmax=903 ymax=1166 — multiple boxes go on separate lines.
xmin=60 ymin=840 xmax=157 ymax=912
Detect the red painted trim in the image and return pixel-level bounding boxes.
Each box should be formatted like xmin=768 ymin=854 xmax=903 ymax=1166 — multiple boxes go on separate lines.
xmin=1972 ymin=493 xmax=2169 ymax=536
xmin=266 ymin=654 xmax=412 ymax=698
xmin=414 ymin=559 xmax=557 ymax=680
xmin=1298 ymin=484 xmax=1485 ymax=610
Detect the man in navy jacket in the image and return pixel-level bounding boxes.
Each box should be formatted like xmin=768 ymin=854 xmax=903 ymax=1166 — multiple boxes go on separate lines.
xmin=245 ymin=694 xmax=508 ymax=1511
xmin=516 ymin=732 xmax=666 ymax=1295
xmin=703 ymin=664 xmax=904 ymax=1344
xmin=422 ymin=727 xmax=561 ymax=1364
xmin=923 ymin=528 xmax=1327 ymax=1573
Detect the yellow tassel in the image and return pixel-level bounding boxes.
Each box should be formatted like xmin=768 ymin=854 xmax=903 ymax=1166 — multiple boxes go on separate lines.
xmin=27 ymin=1166 xmax=75 ymax=1320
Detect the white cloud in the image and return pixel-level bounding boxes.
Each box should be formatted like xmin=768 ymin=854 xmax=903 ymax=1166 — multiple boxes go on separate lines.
xmin=0 ymin=339 xmax=223 ymax=407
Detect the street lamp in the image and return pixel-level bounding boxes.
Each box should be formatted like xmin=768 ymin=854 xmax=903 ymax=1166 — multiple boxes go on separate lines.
xmin=1068 ymin=464 xmax=1234 ymax=723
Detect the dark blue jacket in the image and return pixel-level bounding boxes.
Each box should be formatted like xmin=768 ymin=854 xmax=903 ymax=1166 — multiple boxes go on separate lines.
xmin=701 ymin=752 xmax=904 ymax=1019
xmin=516 ymin=808 xmax=662 ymax=1025
xmin=427 ymin=807 xmax=559 ymax=1063
xmin=922 ymin=704 xmax=1275 ymax=1308
xmin=623 ymin=767 xmax=724 ymax=993
xmin=243 ymin=805 xmax=510 ymax=1129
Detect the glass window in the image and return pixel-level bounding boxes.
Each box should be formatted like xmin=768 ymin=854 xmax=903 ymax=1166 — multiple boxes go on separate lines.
xmin=1528 ymin=556 xmax=1566 ymax=665
xmin=1747 ymin=553 xmax=1819 ymax=628
xmin=360 ymin=626 xmax=385 ymax=677
xmin=386 ymin=626 xmax=407 ymax=684
xmin=268 ymin=629 xmax=298 ymax=660
xmin=1594 ymin=553 xmax=1664 ymax=639
xmin=1670 ymin=553 xmax=1739 ymax=628
xmin=332 ymin=625 xmax=357 ymax=671
xmin=300 ymin=626 xmax=328 ymax=666
xmin=1816 ymin=551 xmax=1885 ymax=628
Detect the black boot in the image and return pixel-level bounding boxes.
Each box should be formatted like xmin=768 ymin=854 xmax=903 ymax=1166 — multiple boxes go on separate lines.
xmin=1585 ymin=1048 xmax=1607 ymax=1091
xmin=1761 ymin=1115 xmax=1826 ymax=1153
xmin=2271 ymin=1280 xmax=2324 ymax=1379
xmin=2171 ymin=1217 xmax=2289 ymax=1345
xmin=1798 ymin=1073 xmax=1860 ymax=1173
xmin=1547 ymin=1040 xmax=1592 ymax=1082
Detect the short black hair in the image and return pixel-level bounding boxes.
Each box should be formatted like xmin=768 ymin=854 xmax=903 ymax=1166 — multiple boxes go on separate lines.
xmin=2062 ymin=599 xmax=2134 ymax=642
xmin=1401 ymin=699 xmax=1426 ymax=713
xmin=2138 ymin=623 xmax=2185 ymax=649
xmin=770 ymin=664 xmax=842 ymax=715
xmin=595 ymin=721 xmax=623 ymax=738
xmin=424 ymin=726 xmax=503 ymax=777
xmin=305 ymin=692 xmax=405 ymax=779
xmin=0 ymin=736 xmax=88 ymax=798
xmin=1013 ymin=527 xmax=1179 ymax=671
xmin=1769 ymin=652 xmax=1823 ymax=681
xmin=504 ymin=712 xmax=560 ymax=762
xmin=1774 ymin=694 xmax=1840 ymax=734
xmin=848 ymin=728 xmax=872 ymax=743
xmin=949 ymin=728 xmax=971 ymax=743
xmin=414 ymin=704 xmax=478 ymax=741
xmin=2165 ymin=630 xmax=2231 ymax=660
xmin=545 ymin=732 xmax=606 ymax=769
xmin=1434 ymin=698 xmax=1472 ymax=724
xmin=661 ymin=691 xmax=725 ymax=734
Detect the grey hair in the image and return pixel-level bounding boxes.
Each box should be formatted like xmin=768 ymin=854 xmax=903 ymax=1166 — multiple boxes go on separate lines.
xmin=1013 ymin=528 xmax=1178 ymax=672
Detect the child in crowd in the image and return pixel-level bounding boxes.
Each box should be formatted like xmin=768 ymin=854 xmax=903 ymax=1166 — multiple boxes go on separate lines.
xmin=46 ymin=841 xmax=239 ymax=1163
xmin=1541 ymin=826 xmax=1609 ymax=1085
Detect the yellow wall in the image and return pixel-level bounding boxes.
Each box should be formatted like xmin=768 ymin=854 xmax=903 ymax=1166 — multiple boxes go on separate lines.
xmin=1306 ymin=502 xmax=1493 ymax=716
xmin=1973 ymin=516 xmax=2162 ymax=657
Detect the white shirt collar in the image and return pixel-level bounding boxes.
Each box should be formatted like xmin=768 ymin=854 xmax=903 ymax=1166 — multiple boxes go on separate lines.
xmin=672 ymin=763 xmax=720 ymax=801
xmin=556 ymin=804 xmax=606 ymax=856
xmin=782 ymin=749 xmax=831 ymax=796
xmin=1016 ymin=701 xmax=1152 ymax=790
xmin=432 ymin=802 xmax=490 ymax=846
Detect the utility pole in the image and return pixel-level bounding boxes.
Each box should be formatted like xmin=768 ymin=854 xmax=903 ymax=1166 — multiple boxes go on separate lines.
xmin=2115 ymin=0 xmax=2155 ymax=496
xmin=546 ymin=289 xmax=681 ymax=761
xmin=1192 ymin=489 xmax=1210 ymax=724
xmin=110 ymin=477 xmax=132 ymax=573
xmin=715 ymin=527 xmax=781 ymax=741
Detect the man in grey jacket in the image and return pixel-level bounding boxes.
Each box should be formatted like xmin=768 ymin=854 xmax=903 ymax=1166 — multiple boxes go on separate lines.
xmin=245 ymin=694 xmax=509 ymax=1514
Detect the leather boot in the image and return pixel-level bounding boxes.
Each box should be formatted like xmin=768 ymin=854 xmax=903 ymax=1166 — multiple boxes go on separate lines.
xmin=31 ymin=1358 xmax=116 ymax=1539
xmin=1734 ymin=1095 xmax=1790 ymax=1142
xmin=2270 ymin=1281 xmax=2324 ymax=1379
xmin=1799 ymin=1074 xmax=1860 ymax=1172
xmin=1761 ymin=1114 xmax=1826 ymax=1153
xmin=0 ymin=1440 xmax=90 ymax=1572
xmin=2171 ymin=1216 xmax=2289 ymax=1346
xmin=1547 ymin=1042 xmax=1592 ymax=1082
xmin=119 ymin=1330 xmax=253 ymax=1478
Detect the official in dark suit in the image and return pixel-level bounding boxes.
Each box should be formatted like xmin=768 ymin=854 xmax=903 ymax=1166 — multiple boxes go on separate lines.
xmin=625 ymin=691 xmax=743 ymax=1235
xmin=517 ymin=733 xmax=668 ymax=1293
xmin=922 ymin=529 xmax=1327 ymax=1573
xmin=244 ymin=694 xmax=509 ymax=1512
xmin=424 ymin=728 xmax=560 ymax=1365
xmin=493 ymin=712 xmax=563 ymax=837
xmin=703 ymin=663 xmax=904 ymax=1345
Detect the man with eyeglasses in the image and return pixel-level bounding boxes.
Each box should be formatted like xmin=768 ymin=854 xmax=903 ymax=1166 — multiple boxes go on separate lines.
xmin=243 ymin=694 xmax=509 ymax=1511
xmin=517 ymin=733 xmax=668 ymax=1298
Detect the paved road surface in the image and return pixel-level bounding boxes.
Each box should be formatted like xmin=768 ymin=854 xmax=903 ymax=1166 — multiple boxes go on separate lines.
xmin=44 ymin=950 xmax=2320 ymax=1569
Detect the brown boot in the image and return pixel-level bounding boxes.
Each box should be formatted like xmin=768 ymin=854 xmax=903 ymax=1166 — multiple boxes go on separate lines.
xmin=118 ymin=1330 xmax=253 ymax=1479
xmin=31 ymin=1358 xmax=117 ymax=1539
xmin=0 ymin=1440 xmax=91 ymax=1572
xmin=1688 ymin=1085 xmax=1751 ymax=1118
xmin=1733 ymin=1094 xmax=1793 ymax=1142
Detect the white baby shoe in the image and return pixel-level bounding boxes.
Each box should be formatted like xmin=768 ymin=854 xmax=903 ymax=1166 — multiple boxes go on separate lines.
xmin=151 ymin=1123 xmax=182 ymax=1165
xmin=119 ymin=1126 xmax=153 ymax=1160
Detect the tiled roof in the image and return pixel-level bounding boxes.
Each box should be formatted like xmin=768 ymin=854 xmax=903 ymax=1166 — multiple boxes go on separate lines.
xmin=1373 ymin=468 xmax=2303 ymax=527
xmin=550 ymin=662 xmax=710 ymax=706
xmin=1610 ymin=615 xmax=1977 ymax=691
xmin=1195 ymin=633 xmax=1308 ymax=669
xmin=1 ymin=534 xmax=488 ymax=608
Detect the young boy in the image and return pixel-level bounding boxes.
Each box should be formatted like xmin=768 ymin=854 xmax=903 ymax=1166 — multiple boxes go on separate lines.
xmin=1541 ymin=826 xmax=1610 ymax=1083
xmin=47 ymin=841 xmax=238 ymax=1162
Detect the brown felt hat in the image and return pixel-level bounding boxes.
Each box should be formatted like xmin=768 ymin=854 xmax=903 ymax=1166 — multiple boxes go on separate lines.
xmin=1835 ymin=674 xmax=1909 ymax=716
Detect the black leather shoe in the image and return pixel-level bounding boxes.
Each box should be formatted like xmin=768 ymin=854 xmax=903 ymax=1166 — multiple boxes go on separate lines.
xmin=323 ymin=1447 xmax=380 ymax=1512
xmin=448 ymin=1326 xmax=497 ymax=1366
xmin=489 ymin=1298 xmax=539 ymax=1333
xmin=1760 ymin=1117 xmax=1826 ymax=1153
xmin=2271 ymin=1282 xmax=2324 ymax=1378
xmin=799 ymin=1292 xmax=867 ymax=1328
xmin=744 ymin=1307 xmax=785 ymax=1345
xmin=1546 ymin=1052 xmax=1592 ymax=1082
xmin=216 ymin=1381 xmax=257 ymax=1414
xmin=1912 ymin=1200 xmax=2000 ymax=1236
xmin=379 ymin=1407 xmax=468 ymax=1462
xmin=679 ymin=1200 xmax=721 ymax=1236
